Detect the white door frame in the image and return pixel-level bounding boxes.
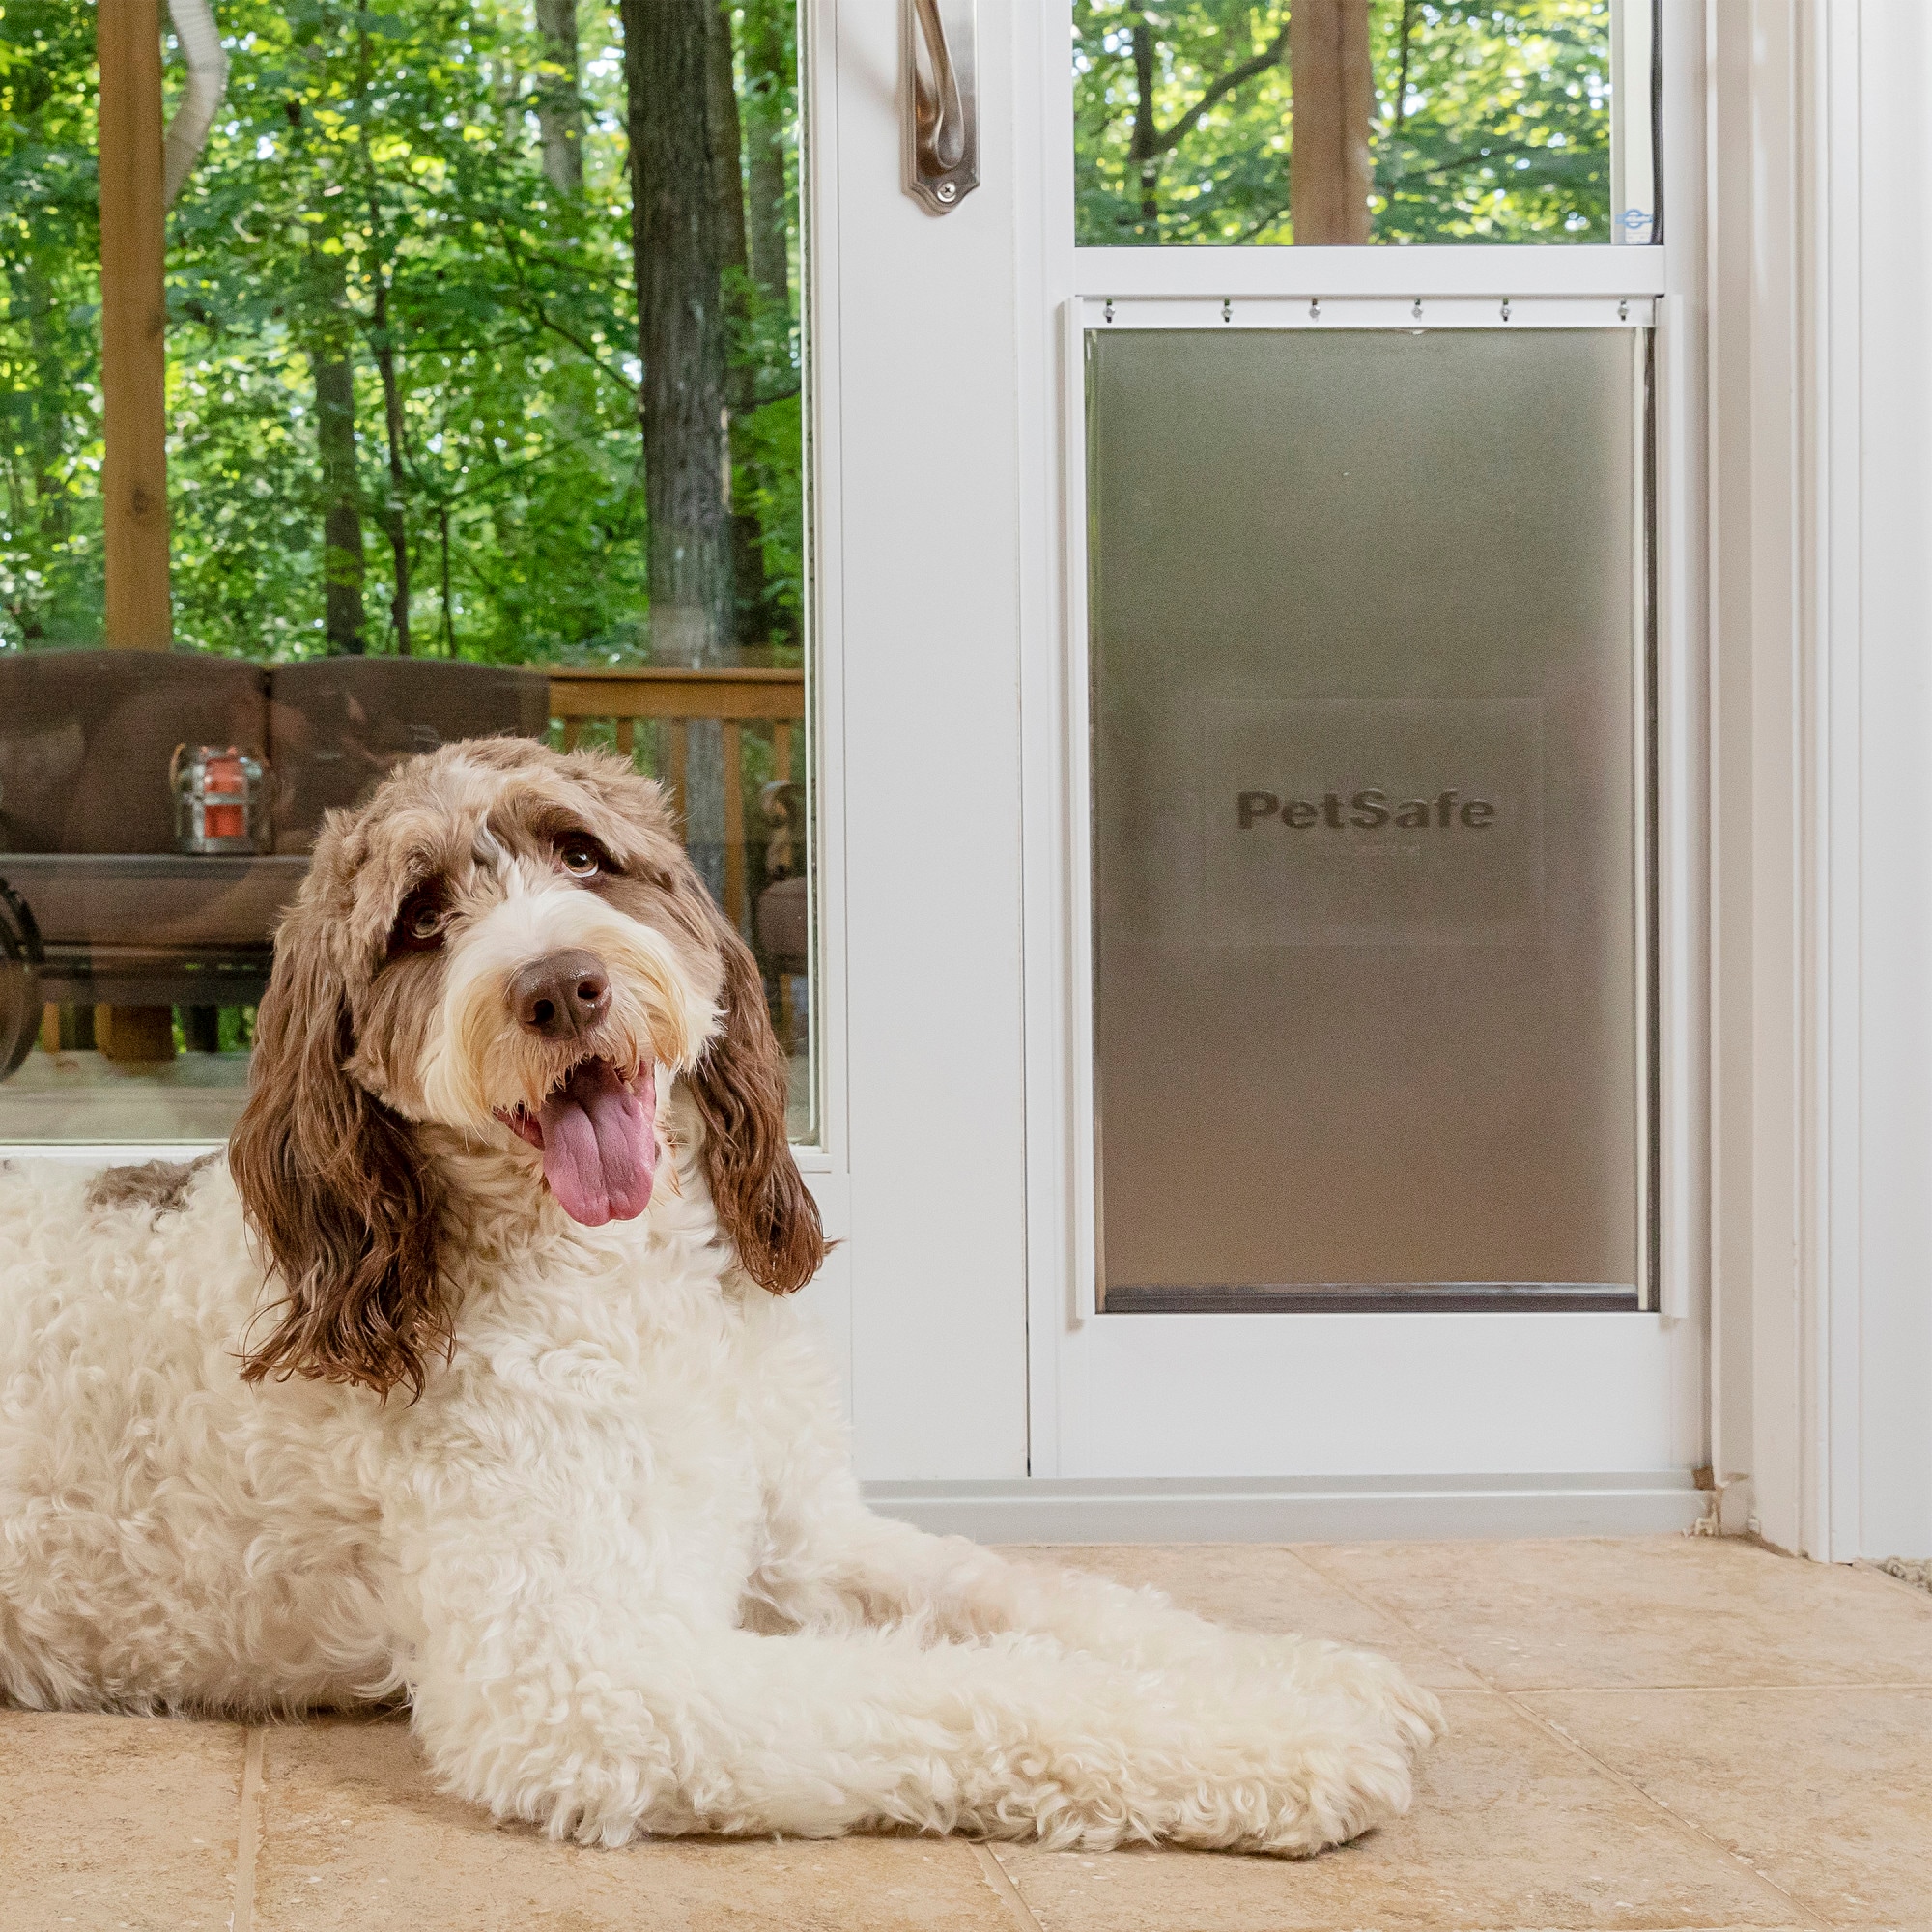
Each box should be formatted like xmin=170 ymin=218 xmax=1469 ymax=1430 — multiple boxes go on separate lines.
xmin=1707 ymin=0 xmax=1932 ymax=1563
xmin=984 ymin=1 xmax=1709 ymax=1528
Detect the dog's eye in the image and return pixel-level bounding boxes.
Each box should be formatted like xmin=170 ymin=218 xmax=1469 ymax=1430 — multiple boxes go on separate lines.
xmin=559 ymin=842 xmax=601 ymax=880
xmin=392 ymin=891 xmax=448 ymax=952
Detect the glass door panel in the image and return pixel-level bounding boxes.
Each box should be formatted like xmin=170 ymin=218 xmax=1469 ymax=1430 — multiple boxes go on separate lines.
xmin=1088 ymin=324 xmax=1650 ymax=1311
xmin=1071 ymin=0 xmax=1659 ymax=246
xmin=0 ymin=1 xmax=815 ymax=1145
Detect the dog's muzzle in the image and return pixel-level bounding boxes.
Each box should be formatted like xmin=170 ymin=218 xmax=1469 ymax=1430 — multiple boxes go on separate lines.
xmin=494 ymin=949 xmax=658 ymax=1228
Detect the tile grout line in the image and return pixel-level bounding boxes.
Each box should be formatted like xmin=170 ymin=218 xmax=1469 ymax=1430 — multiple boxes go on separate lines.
xmin=973 ymin=1840 xmax=1048 ymax=1932
xmin=1483 ymin=1679 xmax=1932 ymax=1693
xmin=1287 ymin=1548 xmax=1836 ymax=1932
xmin=228 ymin=1726 xmax=266 ymax=1932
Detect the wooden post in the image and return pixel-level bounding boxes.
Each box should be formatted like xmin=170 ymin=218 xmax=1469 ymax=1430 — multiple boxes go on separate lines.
xmin=665 ymin=721 xmax=689 ymax=831
xmin=1289 ymin=0 xmax=1373 ymax=245
xmin=720 ymin=719 xmax=745 ymax=931
xmin=97 ymin=1 xmax=177 ymax=1062
xmin=98 ymin=0 xmax=173 ymax=651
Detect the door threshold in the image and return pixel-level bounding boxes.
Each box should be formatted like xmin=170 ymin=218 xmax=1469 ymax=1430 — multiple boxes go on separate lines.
xmin=864 ymin=1470 xmax=1706 ymax=1543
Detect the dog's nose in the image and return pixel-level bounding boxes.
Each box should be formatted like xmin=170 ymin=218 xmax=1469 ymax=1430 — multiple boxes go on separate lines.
xmin=510 ymin=950 xmax=611 ymax=1039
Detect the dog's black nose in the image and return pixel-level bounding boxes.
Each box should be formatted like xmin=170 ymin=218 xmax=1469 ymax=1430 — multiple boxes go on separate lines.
xmin=511 ymin=950 xmax=611 ymax=1039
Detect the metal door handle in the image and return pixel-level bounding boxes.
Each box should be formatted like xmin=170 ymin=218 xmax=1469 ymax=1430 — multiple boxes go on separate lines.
xmin=904 ymin=0 xmax=978 ymax=213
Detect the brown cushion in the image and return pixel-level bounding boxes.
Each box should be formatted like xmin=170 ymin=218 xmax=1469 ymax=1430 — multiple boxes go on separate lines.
xmin=0 ymin=649 xmax=270 ymax=855
xmin=267 ymin=658 xmax=552 ymax=849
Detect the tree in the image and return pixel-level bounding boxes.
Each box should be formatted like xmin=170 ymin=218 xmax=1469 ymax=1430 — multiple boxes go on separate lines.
xmin=158 ymin=0 xmax=656 ymax=664
xmin=738 ymin=0 xmax=791 ymax=314
xmin=534 ymin=0 xmax=584 ymax=194
xmin=622 ymin=0 xmax=733 ymax=669
xmin=621 ymin=0 xmax=735 ymax=898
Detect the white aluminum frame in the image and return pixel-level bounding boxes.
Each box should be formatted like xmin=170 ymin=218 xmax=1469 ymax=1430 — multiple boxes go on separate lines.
xmin=1012 ymin=0 xmax=1710 ymax=1497
xmin=1064 ymin=298 xmax=1660 ymax=1332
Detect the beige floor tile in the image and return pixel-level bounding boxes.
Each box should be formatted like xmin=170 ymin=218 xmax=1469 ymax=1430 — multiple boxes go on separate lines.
xmin=1526 ymin=1687 xmax=1932 ymax=1930
xmin=0 ymin=1709 xmax=244 ymax=1932
xmin=996 ymin=1544 xmax=1480 ymax=1690
xmin=992 ymin=1690 xmax=1804 ymax=1932
xmin=1299 ymin=1536 xmax=1932 ymax=1690
xmin=251 ymin=1713 xmax=1021 ymax=1932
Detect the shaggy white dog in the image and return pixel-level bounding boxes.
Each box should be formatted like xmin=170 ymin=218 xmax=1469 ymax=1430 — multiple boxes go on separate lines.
xmin=0 ymin=739 xmax=1440 ymax=1852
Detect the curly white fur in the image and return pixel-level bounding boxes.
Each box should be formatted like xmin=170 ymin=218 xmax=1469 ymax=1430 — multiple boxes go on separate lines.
xmin=0 ymin=1137 xmax=1439 ymax=1853
xmin=0 ymin=743 xmax=1441 ymax=1857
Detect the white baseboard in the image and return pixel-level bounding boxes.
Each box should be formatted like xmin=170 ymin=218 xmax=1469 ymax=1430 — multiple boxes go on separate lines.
xmin=862 ymin=1471 xmax=1709 ymax=1543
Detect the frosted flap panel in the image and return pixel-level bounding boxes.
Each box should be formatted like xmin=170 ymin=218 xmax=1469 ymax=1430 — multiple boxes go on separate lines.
xmin=1088 ymin=328 xmax=1645 ymax=1309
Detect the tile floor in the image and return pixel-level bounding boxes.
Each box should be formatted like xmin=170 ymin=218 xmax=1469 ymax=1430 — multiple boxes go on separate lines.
xmin=4 ymin=1536 xmax=1929 ymax=1932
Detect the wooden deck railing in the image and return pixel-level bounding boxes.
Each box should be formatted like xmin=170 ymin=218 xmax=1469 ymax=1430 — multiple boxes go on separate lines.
xmin=548 ymin=666 xmax=805 ymax=931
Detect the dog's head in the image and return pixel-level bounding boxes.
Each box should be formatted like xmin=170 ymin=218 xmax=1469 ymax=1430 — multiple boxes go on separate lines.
xmin=229 ymin=737 xmax=823 ymax=1397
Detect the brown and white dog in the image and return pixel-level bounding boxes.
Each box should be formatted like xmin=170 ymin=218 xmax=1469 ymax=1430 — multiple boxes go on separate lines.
xmin=0 ymin=739 xmax=1438 ymax=1850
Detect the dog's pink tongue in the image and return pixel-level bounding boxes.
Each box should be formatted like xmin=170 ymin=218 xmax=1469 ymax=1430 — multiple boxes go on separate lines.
xmin=537 ymin=1061 xmax=656 ymax=1226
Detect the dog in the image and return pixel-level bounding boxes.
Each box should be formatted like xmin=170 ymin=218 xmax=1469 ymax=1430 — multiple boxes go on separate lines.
xmin=0 ymin=738 xmax=1440 ymax=1852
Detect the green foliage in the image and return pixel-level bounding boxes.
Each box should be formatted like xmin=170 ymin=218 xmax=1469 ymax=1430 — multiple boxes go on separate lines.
xmin=1073 ymin=0 xmax=1616 ymax=246
xmin=0 ymin=0 xmax=105 ymax=644
xmin=160 ymin=0 xmax=648 ymax=661
xmin=0 ymin=0 xmax=804 ymax=663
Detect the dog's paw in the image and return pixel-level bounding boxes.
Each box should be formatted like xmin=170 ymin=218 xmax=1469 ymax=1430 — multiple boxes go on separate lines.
xmin=1297 ymin=1641 xmax=1445 ymax=1755
xmin=1252 ymin=1711 xmax=1422 ymax=1855
xmin=994 ymin=1673 xmax=1434 ymax=1859
xmin=1148 ymin=1687 xmax=1426 ymax=1857
xmin=1219 ymin=1633 xmax=1445 ymax=1759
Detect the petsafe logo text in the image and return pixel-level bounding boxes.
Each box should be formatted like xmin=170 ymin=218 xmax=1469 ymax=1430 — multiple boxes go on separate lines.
xmin=1197 ymin=697 xmax=1544 ymax=948
xmin=1235 ymin=788 xmax=1498 ymax=833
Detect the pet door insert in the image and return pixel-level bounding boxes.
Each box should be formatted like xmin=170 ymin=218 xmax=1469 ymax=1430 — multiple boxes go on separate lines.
xmin=1086 ymin=313 xmax=1655 ymax=1313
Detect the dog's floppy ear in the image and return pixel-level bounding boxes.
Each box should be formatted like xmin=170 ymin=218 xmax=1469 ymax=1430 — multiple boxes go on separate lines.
xmin=229 ymin=895 xmax=450 ymax=1399
xmin=684 ymin=907 xmax=826 ymax=1294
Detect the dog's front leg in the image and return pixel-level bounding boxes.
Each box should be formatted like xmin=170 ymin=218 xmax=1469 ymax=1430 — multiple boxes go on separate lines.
xmin=760 ymin=1499 xmax=1442 ymax=1748
xmin=390 ymin=1463 xmax=1420 ymax=1851
xmin=411 ymin=1605 xmax=1425 ymax=1854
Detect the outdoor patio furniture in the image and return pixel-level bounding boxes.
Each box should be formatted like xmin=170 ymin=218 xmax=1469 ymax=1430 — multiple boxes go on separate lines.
xmin=0 ymin=655 xmax=809 ymax=1077
xmin=0 ymin=651 xmax=548 ymax=1070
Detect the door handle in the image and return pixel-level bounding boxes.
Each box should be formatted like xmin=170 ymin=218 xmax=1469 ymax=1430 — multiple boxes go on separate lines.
xmin=903 ymin=0 xmax=978 ymax=213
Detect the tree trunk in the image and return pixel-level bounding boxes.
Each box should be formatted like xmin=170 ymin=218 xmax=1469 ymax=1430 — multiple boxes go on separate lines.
xmin=623 ymin=0 xmax=737 ymax=904
xmin=709 ymin=0 xmax=770 ymax=649
xmin=369 ymin=274 xmax=412 ymax=655
xmin=314 ymin=325 xmax=367 ymax=656
xmin=1288 ymin=0 xmax=1373 ymax=244
xmin=24 ymin=251 xmax=68 ymax=539
xmin=1129 ymin=19 xmax=1160 ymax=232
xmin=1393 ymin=0 xmax=1418 ymax=139
xmin=535 ymin=0 xmax=583 ymax=193
xmin=709 ymin=3 xmax=749 ymax=299
xmin=739 ymin=0 xmax=791 ymax=313
xmin=439 ymin=503 xmax=455 ymax=653
xmin=623 ymin=0 xmax=734 ymax=665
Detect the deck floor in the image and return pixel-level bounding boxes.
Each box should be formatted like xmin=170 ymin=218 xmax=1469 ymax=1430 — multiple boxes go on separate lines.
xmin=4 ymin=1535 xmax=1929 ymax=1931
